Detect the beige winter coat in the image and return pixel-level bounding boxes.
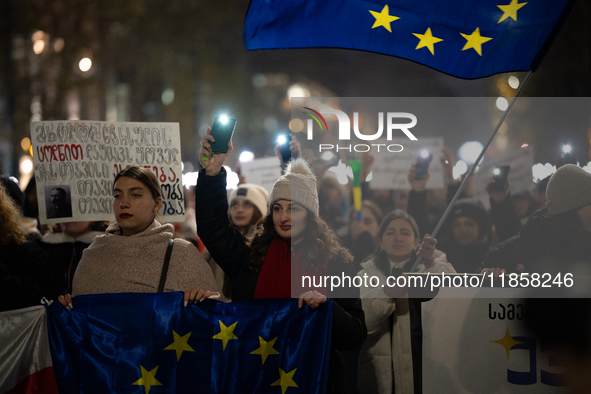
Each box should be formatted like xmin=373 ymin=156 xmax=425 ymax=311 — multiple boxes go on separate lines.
xmin=73 ymin=220 xmax=222 ymax=298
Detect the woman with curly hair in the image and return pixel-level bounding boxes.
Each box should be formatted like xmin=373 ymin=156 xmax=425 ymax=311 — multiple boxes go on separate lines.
xmin=0 ymin=182 xmax=51 ymax=311
xmin=195 ymin=129 xmax=367 ymax=394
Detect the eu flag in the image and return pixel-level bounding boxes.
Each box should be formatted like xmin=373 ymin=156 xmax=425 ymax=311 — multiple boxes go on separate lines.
xmin=244 ymin=0 xmax=575 ymax=78
xmin=46 ymin=293 xmax=332 ymax=393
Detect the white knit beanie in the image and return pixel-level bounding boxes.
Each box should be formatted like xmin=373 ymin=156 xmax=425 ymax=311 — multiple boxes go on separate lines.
xmin=546 ymin=164 xmax=591 ymax=215
xmin=229 ymin=183 xmax=269 ymax=216
xmin=269 ymin=158 xmax=319 ymax=216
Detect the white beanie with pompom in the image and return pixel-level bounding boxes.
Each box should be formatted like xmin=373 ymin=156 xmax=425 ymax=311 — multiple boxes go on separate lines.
xmin=269 ymin=158 xmax=319 ymax=216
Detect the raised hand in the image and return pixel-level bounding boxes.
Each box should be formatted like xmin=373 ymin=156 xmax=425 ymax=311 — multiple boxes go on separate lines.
xmin=416 ymin=234 xmax=437 ymax=269
xmin=408 ymin=164 xmax=430 ymax=192
xmin=440 ymin=148 xmax=455 ymax=185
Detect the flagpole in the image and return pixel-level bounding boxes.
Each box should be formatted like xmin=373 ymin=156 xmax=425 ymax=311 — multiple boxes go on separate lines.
xmin=409 ymin=70 xmax=533 ymax=273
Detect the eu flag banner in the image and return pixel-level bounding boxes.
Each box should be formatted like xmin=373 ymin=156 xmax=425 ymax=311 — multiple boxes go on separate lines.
xmin=46 ymin=293 xmax=332 ymax=394
xmin=244 ymin=0 xmax=575 ymax=79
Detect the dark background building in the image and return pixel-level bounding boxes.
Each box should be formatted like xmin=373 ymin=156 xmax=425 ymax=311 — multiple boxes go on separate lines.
xmin=0 ymin=0 xmax=589 ymax=182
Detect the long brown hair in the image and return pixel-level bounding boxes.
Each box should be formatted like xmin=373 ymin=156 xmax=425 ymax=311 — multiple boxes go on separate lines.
xmin=248 ymin=209 xmax=353 ymax=273
xmin=372 ymin=210 xmax=421 ymax=276
xmin=0 ymin=183 xmax=26 ymax=247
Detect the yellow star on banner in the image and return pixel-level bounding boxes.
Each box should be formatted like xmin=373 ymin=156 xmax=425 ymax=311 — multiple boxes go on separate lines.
xmin=369 ymin=5 xmax=400 ymax=33
xmin=491 ymin=326 xmax=523 ymax=358
xmin=212 ymin=320 xmax=238 ymax=350
xmin=250 ymin=336 xmax=280 ymax=365
xmin=132 ymin=365 xmax=162 ymax=394
xmin=164 ymin=330 xmax=195 ymax=361
xmin=412 ymin=28 xmax=444 ymax=55
xmin=497 ymin=0 xmax=527 ymax=23
xmin=460 ymin=28 xmax=493 ymax=56
xmin=271 ymin=368 xmax=298 ymax=394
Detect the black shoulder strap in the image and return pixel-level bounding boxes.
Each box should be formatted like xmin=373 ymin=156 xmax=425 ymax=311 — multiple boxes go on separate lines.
xmin=158 ymin=238 xmax=174 ymax=293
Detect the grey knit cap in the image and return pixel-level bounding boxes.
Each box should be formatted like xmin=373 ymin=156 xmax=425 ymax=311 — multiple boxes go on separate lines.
xmin=546 ymin=164 xmax=591 ymax=215
xmin=269 ymin=158 xmax=319 ymax=216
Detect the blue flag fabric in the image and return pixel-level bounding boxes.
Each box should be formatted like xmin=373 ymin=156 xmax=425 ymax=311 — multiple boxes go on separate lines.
xmin=244 ymin=0 xmax=574 ymax=79
xmin=46 ymin=293 xmax=332 ymax=394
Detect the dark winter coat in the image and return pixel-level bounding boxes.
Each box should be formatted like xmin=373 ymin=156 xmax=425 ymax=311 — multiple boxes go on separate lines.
xmin=35 ymin=231 xmax=100 ymax=300
xmin=0 ymin=241 xmax=52 ymax=312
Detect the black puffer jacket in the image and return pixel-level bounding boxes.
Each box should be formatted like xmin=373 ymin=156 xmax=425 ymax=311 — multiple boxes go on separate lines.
xmin=195 ymin=168 xmax=368 ymax=394
xmin=482 ymin=208 xmax=591 ymax=274
xmin=0 ymin=241 xmax=52 ymax=311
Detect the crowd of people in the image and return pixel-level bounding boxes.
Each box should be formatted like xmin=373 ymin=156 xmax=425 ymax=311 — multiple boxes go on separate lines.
xmin=2 ymin=127 xmax=591 ymax=393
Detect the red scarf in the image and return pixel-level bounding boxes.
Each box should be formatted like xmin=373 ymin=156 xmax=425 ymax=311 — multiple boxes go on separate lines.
xmin=254 ymin=238 xmax=292 ymax=299
xmin=254 ymin=238 xmax=327 ymax=299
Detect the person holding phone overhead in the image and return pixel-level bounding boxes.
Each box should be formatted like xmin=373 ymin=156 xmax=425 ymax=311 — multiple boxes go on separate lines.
xmin=196 ymin=124 xmax=367 ymax=394
xmin=58 ymin=166 xmax=222 ymax=310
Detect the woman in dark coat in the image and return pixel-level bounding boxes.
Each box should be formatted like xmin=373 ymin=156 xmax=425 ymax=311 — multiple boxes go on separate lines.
xmin=0 ymin=182 xmax=51 ymax=312
xmin=196 ymin=129 xmax=367 ymax=394
xmin=35 ymin=221 xmax=107 ymax=300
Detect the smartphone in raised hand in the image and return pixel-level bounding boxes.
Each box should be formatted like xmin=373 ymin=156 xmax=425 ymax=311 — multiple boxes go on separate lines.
xmin=490 ymin=165 xmax=510 ymax=191
xmin=209 ymin=115 xmax=236 ymax=153
xmin=277 ymin=133 xmax=292 ymax=163
xmin=415 ymin=151 xmax=433 ymax=179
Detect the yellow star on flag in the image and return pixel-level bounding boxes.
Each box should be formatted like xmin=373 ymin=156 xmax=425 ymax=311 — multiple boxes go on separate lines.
xmin=212 ymin=320 xmax=238 ymax=350
xmin=369 ymin=5 xmax=400 ymax=33
xmin=491 ymin=326 xmax=523 ymax=358
xmin=271 ymin=368 xmax=298 ymax=394
xmin=497 ymin=0 xmax=527 ymax=23
xmin=413 ymin=28 xmax=444 ymax=55
xmin=250 ymin=336 xmax=280 ymax=365
xmin=460 ymin=28 xmax=493 ymax=56
xmin=164 ymin=330 xmax=195 ymax=361
xmin=132 ymin=365 xmax=162 ymax=394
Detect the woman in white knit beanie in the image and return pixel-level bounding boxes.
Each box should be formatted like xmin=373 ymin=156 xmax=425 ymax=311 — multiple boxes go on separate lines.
xmin=228 ymin=183 xmax=269 ymax=237
xmin=203 ymin=183 xmax=270 ymax=299
xmin=196 ymin=129 xmax=367 ymax=394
